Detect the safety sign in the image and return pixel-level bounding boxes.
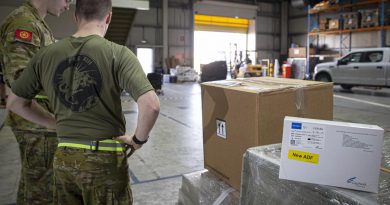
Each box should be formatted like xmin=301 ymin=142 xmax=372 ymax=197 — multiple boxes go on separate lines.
xmin=216 ymin=119 xmax=226 ymax=139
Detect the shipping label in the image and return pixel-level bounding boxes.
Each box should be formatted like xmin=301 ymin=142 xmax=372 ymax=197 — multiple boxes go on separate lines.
xmin=288 ymin=149 xmax=319 ymax=164
xmin=216 ymin=119 xmax=226 ymax=139
xmin=340 ymin=130 xmax=376 ymax=153
xmin=289 ymin=122 xmax=325 ymax=150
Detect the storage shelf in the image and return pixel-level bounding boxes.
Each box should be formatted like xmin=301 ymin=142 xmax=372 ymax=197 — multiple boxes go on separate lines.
xmin=309 ymin=0 xmax=389 ymax=14
xmin=308 ymin=25 xmax=390 ymax=36
xmin=309 ymin=54 xmax=341 ymax=58
xmin=305 ymin=0 xmax=388 ymax=78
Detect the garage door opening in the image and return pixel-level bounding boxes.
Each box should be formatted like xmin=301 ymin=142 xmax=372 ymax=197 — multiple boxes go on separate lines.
xmin=193 ymin=14 xmax=255 ymax=77
xmin=137 ymin=48 xmax=153 ymax=74
xmin=194 ymin=31 xmax=247 ymax=74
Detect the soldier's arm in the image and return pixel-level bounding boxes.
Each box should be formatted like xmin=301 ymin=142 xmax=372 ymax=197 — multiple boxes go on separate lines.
xmin=2 ymin=25 xmax=40 ymax=87
xmin=113 ymin=47 xmax=160 ymax=149
xmin=6 ymin=91 xmax=56 ymax=130
xmin=133 ymin=90 xmax=160 ymax=142
xmin=115 ymin=90 xmax=160 ymax=149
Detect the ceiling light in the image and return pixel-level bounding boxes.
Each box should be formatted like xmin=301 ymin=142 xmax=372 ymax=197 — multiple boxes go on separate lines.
xmin=140 ymin=26 xmax=148 ymax=44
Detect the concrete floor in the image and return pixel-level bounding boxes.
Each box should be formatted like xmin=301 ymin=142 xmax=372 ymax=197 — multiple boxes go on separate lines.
xmin=0 ymin=82 xmax=389 ymax=205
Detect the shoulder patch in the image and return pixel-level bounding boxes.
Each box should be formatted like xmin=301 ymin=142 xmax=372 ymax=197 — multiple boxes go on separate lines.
xmin=15 ymin=29 xmax=33 ymax=42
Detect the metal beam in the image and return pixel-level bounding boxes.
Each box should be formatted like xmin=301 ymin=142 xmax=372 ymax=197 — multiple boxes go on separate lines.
xmin=163 ymin=0 xmax=168 ymax=73
xmin=133 ymin=24 xmax=192 ymax=30
xmin=257 ymin=31 xmax=281 ymax=36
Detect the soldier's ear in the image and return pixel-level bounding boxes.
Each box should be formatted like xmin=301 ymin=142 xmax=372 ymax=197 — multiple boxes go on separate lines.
xmin=105 ymin=11 xmax=112 ymax=25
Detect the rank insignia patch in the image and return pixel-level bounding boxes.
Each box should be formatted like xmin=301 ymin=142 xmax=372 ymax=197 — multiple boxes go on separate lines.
xmin=15 ymin=29 xmax=33 ymax=42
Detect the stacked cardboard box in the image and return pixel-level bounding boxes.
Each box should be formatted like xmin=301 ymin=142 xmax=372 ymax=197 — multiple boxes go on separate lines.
xmin=360 ymin=9 xmax=379 ymax=28
xmin=288 ymin=47 xmax=316 ymax=58
xmin=176 ymin=66 xmax=198 ymax=82
xmin=342 ymin=12 xmax=360 ymax=30
xmin=201 ymin=77 xmax=333 ymax=190
xmin=240 ymin=143 xmax=390 ymax=204
xmin=328 ymin=18 xmax=340 ymax=30
xmin=319 ymin=18 xmax=329 ymax=31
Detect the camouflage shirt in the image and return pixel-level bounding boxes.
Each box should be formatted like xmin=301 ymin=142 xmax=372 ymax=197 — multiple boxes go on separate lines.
xmin=0 ymin=1 xmax=55 ymax=130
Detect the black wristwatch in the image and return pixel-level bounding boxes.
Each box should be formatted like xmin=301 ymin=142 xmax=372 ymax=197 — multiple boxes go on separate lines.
xmin=132 ymin=135 xmax=148 ymax=145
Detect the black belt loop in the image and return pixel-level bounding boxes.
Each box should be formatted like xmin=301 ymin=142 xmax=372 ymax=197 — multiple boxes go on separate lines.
xmin=90 ymin=140 xmax=99 ymax=151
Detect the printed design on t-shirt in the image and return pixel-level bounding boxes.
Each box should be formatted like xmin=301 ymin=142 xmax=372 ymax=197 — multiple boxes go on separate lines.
xmin=53 ymin=55 xmax=102 ymax=112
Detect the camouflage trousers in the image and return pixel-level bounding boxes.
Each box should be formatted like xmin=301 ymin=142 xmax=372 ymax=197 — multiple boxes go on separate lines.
xmin=53 ymin=147 xmax=133 ymax=205
xmin=12 ymin=129 xmax=58 ymax=205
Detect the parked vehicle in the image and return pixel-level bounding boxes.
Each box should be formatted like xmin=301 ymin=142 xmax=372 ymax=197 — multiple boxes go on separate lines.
xmin=313 ymin=48 xmax=390 ymax=89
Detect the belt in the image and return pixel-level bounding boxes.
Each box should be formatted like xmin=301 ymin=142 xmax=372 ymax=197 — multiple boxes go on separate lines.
xmin=58 ymin=138 xmax=125 ymax=152
xmin=35 ymin=95 xmax=48 ymax=100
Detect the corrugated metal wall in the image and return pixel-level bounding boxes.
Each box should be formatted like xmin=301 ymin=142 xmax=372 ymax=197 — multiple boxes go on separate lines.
xmin=129 ymin=0 xmax=282 ymax=70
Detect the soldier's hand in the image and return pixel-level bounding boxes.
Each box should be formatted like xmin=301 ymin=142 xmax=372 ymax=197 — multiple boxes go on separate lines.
xmin=113 ymin=134 xmax=143 ymax=158
xmin=113 ymin=134 xmax=142 ymax=150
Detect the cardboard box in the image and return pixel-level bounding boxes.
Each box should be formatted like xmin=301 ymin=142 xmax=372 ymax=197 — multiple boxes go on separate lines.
xmin=360 ymin=9 xmax=379 ymax=28
xmin=342 ymin=12 xmax=360 ymax=30
xmin=319 ymin=22 xmax=328 ymax=31
xmin=288 ymin=47 xmax=316 ymax=58
xmin=279 ymin=116 xmax=384 ymax=193
xmin=328 ymin=18 xmax=340 ymax=30
xmin=201 ymin=77 xmax=333 ymax=190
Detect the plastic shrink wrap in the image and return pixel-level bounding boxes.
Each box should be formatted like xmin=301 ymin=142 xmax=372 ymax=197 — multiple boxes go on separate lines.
xmin=178 ymin=170 xmax=239 ymax=205
xmin=240 ymin=143 xmax=390 ymax=205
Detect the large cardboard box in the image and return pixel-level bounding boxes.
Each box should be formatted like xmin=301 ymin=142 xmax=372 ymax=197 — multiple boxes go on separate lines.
xmin=201 ymin=77 xmax=333 ymax=190
xmin=288 ymin=47 xmax=316 ymax=58
xmin=279 ymin=116 xmax=384 ymax=193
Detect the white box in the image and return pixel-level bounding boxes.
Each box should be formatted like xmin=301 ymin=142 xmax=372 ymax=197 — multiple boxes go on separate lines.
xmin=163 ymin=74 xmax=170 ymax=83
xmin=279 ymin=116 xmax=384 ymax=193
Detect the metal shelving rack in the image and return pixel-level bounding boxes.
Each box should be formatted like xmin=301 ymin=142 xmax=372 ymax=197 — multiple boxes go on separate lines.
xmin=305 ymin=0 xmax=389 ymax=78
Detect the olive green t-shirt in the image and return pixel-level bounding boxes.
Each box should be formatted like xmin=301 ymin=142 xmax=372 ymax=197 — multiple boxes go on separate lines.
xmin=12 ymin=35 xmax=154 ymax=140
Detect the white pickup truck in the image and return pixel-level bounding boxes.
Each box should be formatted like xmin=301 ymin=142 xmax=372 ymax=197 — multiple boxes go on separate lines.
xmin=313 ymin=48 xmax=390 ymax=89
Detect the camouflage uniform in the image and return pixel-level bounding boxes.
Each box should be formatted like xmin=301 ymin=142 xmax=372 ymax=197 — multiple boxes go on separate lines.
xmin=0 ymin=1 xmax=57 ymax=204
xmin=53 ymin=148 xmax=133 ymax=204
xmin=11 ymin=34 xmax=154 ymax=204
xmin=0 ymin=61 xmax=6 ymax=107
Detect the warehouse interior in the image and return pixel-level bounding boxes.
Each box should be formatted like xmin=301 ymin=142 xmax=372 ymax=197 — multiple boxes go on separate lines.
xmin=0 ymin=0 xmax=389 ymax=204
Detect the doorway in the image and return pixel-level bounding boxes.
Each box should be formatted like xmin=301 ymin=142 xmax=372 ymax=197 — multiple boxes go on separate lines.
xmin=137 ymin=48 xmax=153 ymax=74
xmin=194 ymin=31 xmax=248 ymax=74
xmin=193 ymin=14 xmax=255 ymax=76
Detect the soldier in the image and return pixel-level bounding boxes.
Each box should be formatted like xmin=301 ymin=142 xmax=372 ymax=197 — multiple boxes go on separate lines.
xmin=0 ymin=0 xmax=71 ymax=204
xmin=7 ymin=0 xmax=160 ymax=204
xmin=0 ymin=63 xmax=6 ymax=108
